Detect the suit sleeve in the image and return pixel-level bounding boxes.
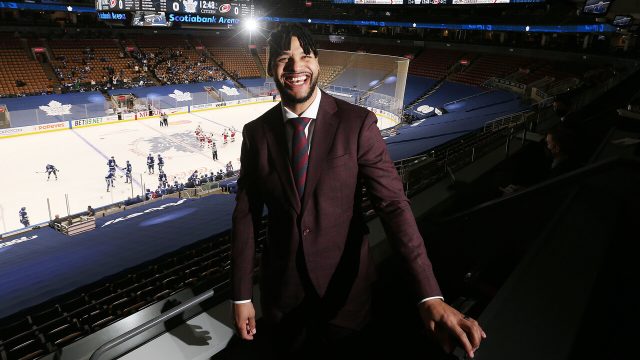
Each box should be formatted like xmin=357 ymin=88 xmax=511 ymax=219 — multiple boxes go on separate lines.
xmin=356 ymin=111 xmax=442 ymax=301
xmin=231 ymin=126 xmax=264 ymax=301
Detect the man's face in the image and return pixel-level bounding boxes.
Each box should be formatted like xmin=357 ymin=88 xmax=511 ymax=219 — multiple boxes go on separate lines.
xmin=272 ymin=36 xmax=319 ymax=106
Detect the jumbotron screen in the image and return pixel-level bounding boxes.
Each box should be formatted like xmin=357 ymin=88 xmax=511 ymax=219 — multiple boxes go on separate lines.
xmin=96 ymin=0 xmax=254 ymax=16
xmin=407 ymin=0 xmax=544 ymax=4
xmin=331 ymin=0 xmax=544 ymax=4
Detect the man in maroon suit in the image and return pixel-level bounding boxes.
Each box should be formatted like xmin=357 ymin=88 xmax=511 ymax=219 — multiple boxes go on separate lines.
xmin=232 ymin=24 xmax=485 ymax=358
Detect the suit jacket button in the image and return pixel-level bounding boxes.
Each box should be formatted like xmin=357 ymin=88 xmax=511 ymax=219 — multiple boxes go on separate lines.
xmin=303 ymin=228 xmax=310 ymax=236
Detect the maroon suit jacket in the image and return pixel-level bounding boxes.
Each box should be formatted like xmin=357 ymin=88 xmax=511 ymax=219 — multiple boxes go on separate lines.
xmin=232 ymin=92 xmax=441 ymax=329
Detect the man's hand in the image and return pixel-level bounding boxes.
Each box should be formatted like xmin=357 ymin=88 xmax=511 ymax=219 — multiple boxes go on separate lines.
xmin=233 ymin=302 xmax=257 ymax=340
xmin=419 ymin=299 xmax=486 ymax=359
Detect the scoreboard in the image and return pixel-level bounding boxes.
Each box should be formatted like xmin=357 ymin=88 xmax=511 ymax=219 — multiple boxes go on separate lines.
xmin=96 ymin=0 xmax=254 ymax=16
xmin=331 ymin=0 xmax=544 ymax=4
xmin=168 ymin=0 xmax=254 ymax=16
xmin=96 ymin=0 xmax=140 ymax=11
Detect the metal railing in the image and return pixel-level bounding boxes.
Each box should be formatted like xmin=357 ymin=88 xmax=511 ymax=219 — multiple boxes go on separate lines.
xmin=89 ymin=289 xmax=215 ymax=360
xmin=391 ymin=107 xmax=541 ymax=198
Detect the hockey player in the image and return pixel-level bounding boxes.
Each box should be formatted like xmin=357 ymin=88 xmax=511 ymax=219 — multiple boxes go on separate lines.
xmin=146 ymin=154 xmax=155 ymax=174
xmin=105 ymin=171 xmax=115 ymax=192
xmin=230 ymin=128 xmax=236 ymax=142
xmin=158 ymin=169 xmax=168 ymax=188
xmin=188 ymin=170 xmax=199 ymax=186
xmin=195 ymin=125 xmax=202 ymax=144
xmin=19 ymin=207 xmax=29 ymax=227
xmin=107 ymin=156 xmax=117 ymax=172
xmin=222 ymin=129 xmax=228 ymax=145
xmin=45 ymin=164 xmax=58 ymax=180
xmin=157 ymin=154 xmax=165 ymax=171
xmin=125 ymin=160 xmax=132 ymax=183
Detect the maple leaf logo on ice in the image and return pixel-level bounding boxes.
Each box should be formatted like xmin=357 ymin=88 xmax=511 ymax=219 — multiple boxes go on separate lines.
xmin=169 ymin=90 xmax=192 ymax=102
xmin=219 ymin=85 xmax=239 ymax=96
xmin=39 ymin=101 xmax=72 ymax=116
xmin=182 ymin=0 xmax=198 ymax=13
xmin=416 ymin=105 xmax=434 ymax=114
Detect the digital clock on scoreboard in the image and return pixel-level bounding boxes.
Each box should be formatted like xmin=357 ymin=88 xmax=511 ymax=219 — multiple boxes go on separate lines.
xmin=166 ymin=0 xmax=253 ymax=16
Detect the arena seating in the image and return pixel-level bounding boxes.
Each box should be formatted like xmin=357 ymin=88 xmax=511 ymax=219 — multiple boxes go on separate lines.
xmin=206 ymin=47 xmax=261 ymax=78
xmin=0 ymin=38 xmax=52 ymax=97
xmin=49 ymin=39 xmax=140 ymax=89
xmin=448 ymin=54 xmax=532 ymax=86
xmin=408 ymin=48 xmax=467 ymax=80
xmin=404 ymin=75 xmax=438 ymax=105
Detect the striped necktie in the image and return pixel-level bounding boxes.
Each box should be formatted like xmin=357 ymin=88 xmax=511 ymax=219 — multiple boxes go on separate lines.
xmin=289 ymin=117 xmax=312 ymax=198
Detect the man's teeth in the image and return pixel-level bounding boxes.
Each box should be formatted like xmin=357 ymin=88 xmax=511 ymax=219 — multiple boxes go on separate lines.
xmin=287 ymin=76 xmax=307 ymax=85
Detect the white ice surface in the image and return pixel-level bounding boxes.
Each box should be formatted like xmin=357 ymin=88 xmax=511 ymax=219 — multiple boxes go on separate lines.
xmin=0 ymin=102 xmax=396 ymax=232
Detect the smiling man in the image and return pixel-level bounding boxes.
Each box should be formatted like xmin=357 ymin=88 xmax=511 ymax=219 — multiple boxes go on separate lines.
xmin=231 ymin=24 xmax=485 ymax=358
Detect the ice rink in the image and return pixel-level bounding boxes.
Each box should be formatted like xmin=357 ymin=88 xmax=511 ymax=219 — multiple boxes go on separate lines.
xmin=0 ymin=102 xmax=397 ymax=232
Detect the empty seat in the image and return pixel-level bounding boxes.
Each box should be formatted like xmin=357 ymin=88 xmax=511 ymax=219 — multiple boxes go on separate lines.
xmin=135 ymin=285 xmax=157 ymax=302
xmin=29 ymin=306 xmax=62 ymax=328
xmin=77 ymin=308 xmax=116 ymax=332
xmin=0 ymin=317 xmax=33 ymax=343
xmin=59 ymin=295 xmax=89 ymax=316
xmin=85 ymin=283 xmax=114 ymax=304
xmin=50 ymin=322 xmax=84 ymax=348
xmin=34 ymin=315 xmax=73 ymax=338
xmin=111 ymin=275 xmax=138 ymax=294
xmin=108 ymin=297 xmax=146 ymax=316
xmin=132 ymin=265 xmax=158 ymax=283
xmin=1 ymin=332 xmax=46 ymax=360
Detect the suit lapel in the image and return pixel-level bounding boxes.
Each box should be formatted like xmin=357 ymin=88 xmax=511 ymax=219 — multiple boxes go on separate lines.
xmin=263 ymin=106 xmax=301 ymax=212
xmin=302 ymin=92 xmax=339 ymax=213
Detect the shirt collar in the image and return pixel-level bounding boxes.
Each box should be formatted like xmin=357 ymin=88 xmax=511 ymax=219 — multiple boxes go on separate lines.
xmin=281 ymin=88 xmax=322 ymax=122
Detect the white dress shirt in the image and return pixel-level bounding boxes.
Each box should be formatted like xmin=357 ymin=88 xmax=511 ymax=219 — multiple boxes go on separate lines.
xmin=281 ymin=88 xmax=322 ymax=156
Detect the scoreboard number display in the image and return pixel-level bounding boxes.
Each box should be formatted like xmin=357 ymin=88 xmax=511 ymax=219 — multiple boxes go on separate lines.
xmin=168 ymin=0 xmax=250 ymax=15
xmin=97 ymin=0 xmax=140 ymax=11
xmin=97 ymin=0 xmax=253 ymax=16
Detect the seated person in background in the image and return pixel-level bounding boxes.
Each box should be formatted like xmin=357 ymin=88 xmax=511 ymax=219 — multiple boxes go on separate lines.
xmin=545 ymin=125 xmax=581 ymax=179
xmin=50 ymin=214 xmax=63 ymax=230
xmin=86 ymin=205 xmax=96 ymax=217
xmin=500 ymin=125 xmax=582 ymax=195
